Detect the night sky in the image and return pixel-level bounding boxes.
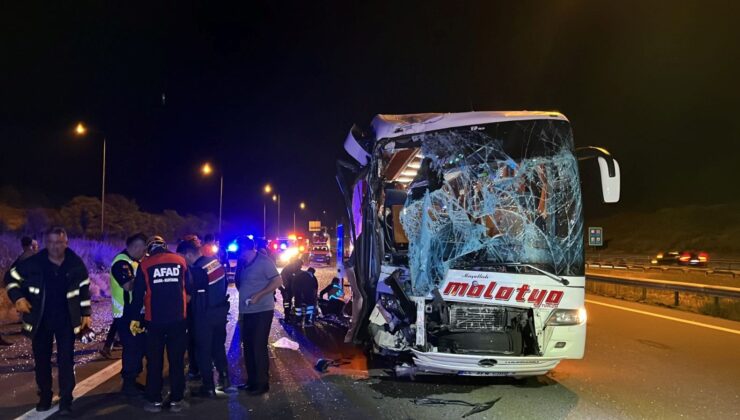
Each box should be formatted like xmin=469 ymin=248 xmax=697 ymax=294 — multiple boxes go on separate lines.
xmin=1 ymin=2 xmax=739 ymax=234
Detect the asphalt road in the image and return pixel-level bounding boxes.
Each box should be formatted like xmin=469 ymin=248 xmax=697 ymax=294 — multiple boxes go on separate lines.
xmin=1 ymin=279 xmax=738 ymax=419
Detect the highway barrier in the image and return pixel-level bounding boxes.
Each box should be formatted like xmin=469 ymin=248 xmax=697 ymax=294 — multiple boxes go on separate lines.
xmin=586 ymin=272 xmax=740 ymax=322
xmin=586 ymin=255 xmax=740 ymax=278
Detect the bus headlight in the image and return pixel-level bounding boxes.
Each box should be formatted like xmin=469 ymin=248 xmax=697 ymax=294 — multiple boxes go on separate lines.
xmin=546 ymin=308 xmax=587 ymax=326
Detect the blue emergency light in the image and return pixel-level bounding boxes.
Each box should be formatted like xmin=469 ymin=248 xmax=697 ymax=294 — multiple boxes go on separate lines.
xmin=227 ymin=242 xmax=238 ymax=252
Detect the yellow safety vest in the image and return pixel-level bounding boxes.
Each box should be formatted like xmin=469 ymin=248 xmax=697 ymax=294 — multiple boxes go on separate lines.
xmin=110 ymin=252 xmax=138 ymax=318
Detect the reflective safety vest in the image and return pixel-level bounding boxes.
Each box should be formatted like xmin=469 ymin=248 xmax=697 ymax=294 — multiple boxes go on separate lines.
xmin=110 ymin=252 xmax=138 ymax=318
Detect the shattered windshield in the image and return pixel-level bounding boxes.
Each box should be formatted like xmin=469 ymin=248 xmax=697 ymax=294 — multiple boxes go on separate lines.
xmin=398 ymin=119 xmax=583 ymax=295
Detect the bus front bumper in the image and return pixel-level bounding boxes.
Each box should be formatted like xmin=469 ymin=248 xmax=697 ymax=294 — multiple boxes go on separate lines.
xmin=411 ymin=349 xmax=563 ymax=377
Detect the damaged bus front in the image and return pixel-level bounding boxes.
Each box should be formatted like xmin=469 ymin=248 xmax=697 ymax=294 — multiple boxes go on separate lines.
xmin=337 ymin=111 xmax=620 ymax=377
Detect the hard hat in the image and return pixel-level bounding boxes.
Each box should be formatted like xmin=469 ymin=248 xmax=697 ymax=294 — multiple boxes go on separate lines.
xmin=147 ymin=235 xmax=167 ymax=252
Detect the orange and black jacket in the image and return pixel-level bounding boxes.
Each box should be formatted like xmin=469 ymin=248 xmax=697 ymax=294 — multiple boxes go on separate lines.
xmin=131 ymin=248 xmax=191 ymax=325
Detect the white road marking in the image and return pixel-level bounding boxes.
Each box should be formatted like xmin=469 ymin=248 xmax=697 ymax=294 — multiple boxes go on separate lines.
xmin=14 ymin=360 xmax=122 ymax=420
xmin=585 ymin=299 xmax=740 ymax=336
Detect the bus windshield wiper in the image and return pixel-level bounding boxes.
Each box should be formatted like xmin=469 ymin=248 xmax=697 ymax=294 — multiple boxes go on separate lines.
xmin=481 ymin=262 xmax=570 ymax=286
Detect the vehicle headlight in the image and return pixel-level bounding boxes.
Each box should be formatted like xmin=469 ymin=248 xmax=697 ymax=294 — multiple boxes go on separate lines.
xmin=546 ymin=308 xmax=587 ymax=326
xmin=279 ymin=247 xmax=299 ymax=263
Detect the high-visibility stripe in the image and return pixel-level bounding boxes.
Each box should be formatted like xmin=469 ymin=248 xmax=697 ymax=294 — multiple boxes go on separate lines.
xmin=73 ymin=326 xmax=81 ymax=334
xmin=67 ymin=289 xmax=80 ymax=298
xmin=80 ymin=299 xmax=91 ymax=307
xmin=10 ymin=267 xmax=22 ymax=281
xmin=79 ymin=278 xmax=91 ymax=287
xmin=28 ymin=286 xmax=40 ymax=294
xmin=23 ymin=323 xmax=33 ymax=332
xmin=6 ymin=282 xmax=20 ymax=290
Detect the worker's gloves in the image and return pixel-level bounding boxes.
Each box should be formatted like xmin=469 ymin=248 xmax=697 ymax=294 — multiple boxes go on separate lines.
xmin=129 ymin=320 xmax=145 ymax=336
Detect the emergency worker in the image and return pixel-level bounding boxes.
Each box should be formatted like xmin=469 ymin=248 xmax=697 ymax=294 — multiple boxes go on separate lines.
xmin=201 ymin=234 xmax=218 ymax=258
xmin=106 ymin=233 xmax=147 ymax=395
xmin=278 ymin=258 xmax=302 ymax=320
xmin=5 ymin=227 xmax=91 ymax=415
xmin=176 ymin=240 xmax=232 ymax=397
xmin=2 ymin=236 xmax=39 ymax=346
xmin=183 ymin=234 xmax=202 ymax=380
xmin=319 ymin=277 xmax=345 ymax=317
xmin=130 ymin=236 xmax=190 ymax=413
xmin=292 ymin=267 xmax=319 ymax=326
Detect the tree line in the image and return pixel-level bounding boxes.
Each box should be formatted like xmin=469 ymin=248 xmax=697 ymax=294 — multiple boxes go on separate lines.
xmin=0 ymin=194 xmax=217 ymax=240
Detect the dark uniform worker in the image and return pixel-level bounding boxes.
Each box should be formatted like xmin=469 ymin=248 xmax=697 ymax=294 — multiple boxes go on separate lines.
xmin=5 ymin=227 xmax=92 ymax=415
xmin=130 ymin=236 xmax=191 ymax=413
xmin=176 ymin=239 xmax=232 ymax=397
xmin=107 ymin=233 xmax=147 ymax=395
xmin=2 ymin=236 xmax=40 ymax=346
xmin=183 ymin=233 xmax=202 ymax=380
xmin=278 ymin=257 xmax=302 ymax=320
xmin=235 ymin=236 xmax=281 ymax=395
xmin=318 ymin=277 xmax=345 ymax=318
xmin=292 ymin=267 xmax=319 ymax=326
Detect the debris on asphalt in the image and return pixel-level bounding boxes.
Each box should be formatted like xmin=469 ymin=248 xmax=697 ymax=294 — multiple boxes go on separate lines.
xmin=314 ymin=358 xmax=351 ymax=373
xmin=411 ymin=397 xmax=502 ymax=418
xmin=272 ymin=337 xmax=300 ymax=350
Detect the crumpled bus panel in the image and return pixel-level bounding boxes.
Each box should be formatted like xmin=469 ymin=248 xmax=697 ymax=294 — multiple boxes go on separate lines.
xmin=399 ymin=125 xmax=583 ymax=296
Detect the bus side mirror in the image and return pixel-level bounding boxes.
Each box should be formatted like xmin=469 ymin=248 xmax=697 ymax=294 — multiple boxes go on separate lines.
xmin=344 ymin=124 xmax=373 ymax=166
xmin=576 ymin=146 xmax=621 ymax=204
xmin=597 ymin=156 xmax=620 ymax=203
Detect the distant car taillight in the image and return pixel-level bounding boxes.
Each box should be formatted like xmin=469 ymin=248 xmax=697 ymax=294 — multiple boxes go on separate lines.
xmin=679 ymin=253 xmax=691 ymax=262
xmin=698 ymin=252 xmax=709 ymax=262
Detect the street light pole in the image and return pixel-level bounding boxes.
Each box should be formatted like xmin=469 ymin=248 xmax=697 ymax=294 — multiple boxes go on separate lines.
xmin=201 ymin=163 xmax=224 ymax=235
xmin=101 ymin=137 xmax=106 ymax=236
xmin=75 ymin=123 xmax=107 ymax=236
xmin=218 ymin=175 xmax=224 ymax=235
xmin=293 ymin=202 xmax=306 ymax=233
xmin=263 ymin=202 xmax=267 ymax=238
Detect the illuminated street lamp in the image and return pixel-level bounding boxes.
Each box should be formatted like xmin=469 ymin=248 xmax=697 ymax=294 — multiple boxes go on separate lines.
xmin=75 ymin=122 xmax=87 ymax=136
xmin=294 ymin=201 xmax=306 ymax=233
xmin=73 ymin=122 xmax=106 ymax=236
xmin=262 ymin=184 xmax=280 ymax=238
xmin=273 ymin=194 xmax=281 ymax=236
xmin=201 ymin=162 xmax=224 ymax=234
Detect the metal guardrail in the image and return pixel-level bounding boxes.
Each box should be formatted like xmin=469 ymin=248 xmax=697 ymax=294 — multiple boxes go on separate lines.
xmin=586 ymin=254 xmax=740 ymax=272
xmin=586 ymin=258 xmax=740 ymax=278
xmin=586 ymin=273 xmax=740 ymax=302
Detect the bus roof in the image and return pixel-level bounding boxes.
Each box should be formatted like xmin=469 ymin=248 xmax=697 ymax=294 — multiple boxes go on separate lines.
xmin=371 ymin=111 xmax=568 ymax=141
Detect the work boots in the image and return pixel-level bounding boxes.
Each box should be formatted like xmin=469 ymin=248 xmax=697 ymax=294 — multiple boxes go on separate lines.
xmin=217 ymin=372 xmax=236 ymax=393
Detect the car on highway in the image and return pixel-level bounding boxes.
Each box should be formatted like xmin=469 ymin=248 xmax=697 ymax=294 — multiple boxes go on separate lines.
xmin=270 ymin=235 xmax=308 ymax=266
xmin=309 ymin=244 xmax=332 ymax=265
xmin=651 ymin=251 xmax=681 ymax=265
xmin=677 ymin=250 xmax=709 ymax=267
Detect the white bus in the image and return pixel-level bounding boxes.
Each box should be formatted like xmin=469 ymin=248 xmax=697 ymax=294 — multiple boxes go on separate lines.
xmin=337 ymin=111 xmax=620 ymax=377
